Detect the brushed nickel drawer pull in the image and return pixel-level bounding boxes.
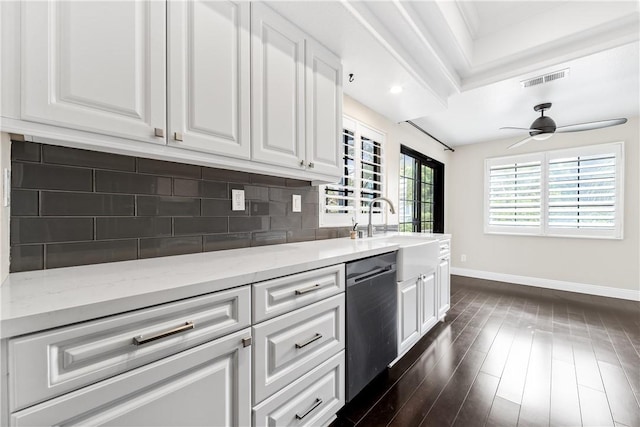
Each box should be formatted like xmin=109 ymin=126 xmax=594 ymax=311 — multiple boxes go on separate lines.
xmin=295 ymin=333 xmax=322 ymax=349
xmin=295 ymin=283 xmax=322 ymax=295
xmin=295 ymin=398 xmax=323 ymax=420
xmin=133 ymin=321 xmax=194 ymax=346
xmin=242 ymin=337 xmax=252 ymax=347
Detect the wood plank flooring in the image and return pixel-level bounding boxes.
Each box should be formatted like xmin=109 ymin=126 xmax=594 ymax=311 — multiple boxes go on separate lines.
xmin=332 ymin=275 xmax=640 ymax=427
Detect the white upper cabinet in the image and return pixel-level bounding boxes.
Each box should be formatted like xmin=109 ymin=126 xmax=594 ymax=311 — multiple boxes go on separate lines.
xmin=21 ymin=1 xmax=166 ymax=144
xmin=251 ymin=2 xmax=342 ymax=176
xmin=251 ymin=2 xmax=306 ymax=170
xmin=7 ymin=0 xmax=342 ymax=182
xmin=305 ymin=39 xmax=342 ymax=177
xmin=168 ymin=1 xmax=250 ymax=159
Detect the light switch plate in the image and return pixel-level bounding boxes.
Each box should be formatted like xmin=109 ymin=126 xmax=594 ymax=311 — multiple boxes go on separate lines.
xmin=231 ymin=189 xmax=245 ymax=211
xmin=292 ymin=194 xmax=302 ymax=212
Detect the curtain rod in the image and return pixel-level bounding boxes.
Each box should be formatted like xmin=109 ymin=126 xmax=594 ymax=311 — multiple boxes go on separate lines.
xmin=404 ymin=120 xmax=455 ymax=152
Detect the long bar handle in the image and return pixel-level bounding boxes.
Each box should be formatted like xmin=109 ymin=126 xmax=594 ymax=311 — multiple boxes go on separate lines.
xmin=295 ymin=283 xmax=323 ymax=295
xmin=353 ymin=265 xmax=393 ymax=283
xmin=295 ymin=398 xmax=323 ymax=420
xmin=133 ymin=321 xmax=194 ymax=346
xmin=295 ymin=333 xmax=322 ymax=349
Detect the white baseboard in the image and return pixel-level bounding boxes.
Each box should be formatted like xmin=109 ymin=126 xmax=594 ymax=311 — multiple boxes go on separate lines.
xmin=451 ymin=267 xmax=640 ymax=301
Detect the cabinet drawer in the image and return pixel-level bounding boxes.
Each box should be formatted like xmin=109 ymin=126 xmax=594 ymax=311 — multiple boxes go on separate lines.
xmin=439 ymin=239 xmax=451 ymax=256
xmin=8 ymin=286 xmax=251 ymax=412
xmin=253 ymin=294 xmax=345 ymax=404
xmin=11 ymin=328 xmax=252 ymax=427
xmin=253 ymin=264 xmax=344 ymax=322
xmin=253 ymin=351 xmax=345 ymax=427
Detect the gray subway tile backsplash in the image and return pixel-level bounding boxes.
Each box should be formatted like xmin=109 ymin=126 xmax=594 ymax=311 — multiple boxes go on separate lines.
xmin=204 ymin=233 xmax=251 ymax=252
xmin=11 ymin=190 xmax=38 ymax=216
xmin=138 ymin=158 xmax=201 ymax=179
xmin=229 ymin=216 xmax=268 ymax=233
xmin=10 ymin=245 xmax=44 ymax=271
xmin=46 ymin=240 xmax=138 ymax=269
xmin=10 ymin=141 xmax=350 ymax=272
xmin=42 ymin=145 xmax=136 ymax=172
xmin=11 ymin=141 xmax=41 ymax=162
xmin=139 ymin=236 xmax=203 ymax=259
xmin=11 ymin=217 xmax=94 ymax=245
xmin=96 ymin=170 xmax=172 ymax=195
xmin=96 ymin=217 xmax=172 ymax=240
xmin=12 ymin=162 xmax=93 ymax=191
xmin=174 ymin=217 xmax=228 ymax=235
xmin=202 ymin=168 xmax=250 ymax=183
xmin=201 ymin=199 xmax=248 ymax=217
xmin=173 ymin=178 xmax=227 ymax=198
xmin=137 ymin=195 xmax=200 ymax=217
xmin=41 ymin=192 xmax=135 ymax=216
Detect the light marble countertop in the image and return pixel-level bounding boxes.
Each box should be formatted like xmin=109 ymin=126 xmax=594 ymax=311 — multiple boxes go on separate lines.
xmin=0 ymin=233 xmax=449 ymax=338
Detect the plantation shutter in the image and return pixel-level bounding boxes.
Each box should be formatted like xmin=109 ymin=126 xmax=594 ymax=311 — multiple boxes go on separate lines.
xmin=485 ymin=154 xmax=542 ymax=234
xmin=320 ymin=117 xmax=386 ymax=226
xmin=546 ymin=143 xmax=622 ymax=238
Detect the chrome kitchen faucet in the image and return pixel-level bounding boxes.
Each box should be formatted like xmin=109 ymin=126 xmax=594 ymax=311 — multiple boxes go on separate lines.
xmin=367 ymin=197 xmax=395 ymax=237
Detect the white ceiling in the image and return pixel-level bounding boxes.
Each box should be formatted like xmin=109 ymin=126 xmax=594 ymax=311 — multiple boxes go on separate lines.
xmin=267 ymin=0 xmax=640 ymax=146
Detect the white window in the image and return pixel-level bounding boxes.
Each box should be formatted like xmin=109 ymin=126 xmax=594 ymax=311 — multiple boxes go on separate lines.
xmin=485 ymin=142 xmax=623 ymax=239
xmin=319 ymin=116 xmax=386 ymax=227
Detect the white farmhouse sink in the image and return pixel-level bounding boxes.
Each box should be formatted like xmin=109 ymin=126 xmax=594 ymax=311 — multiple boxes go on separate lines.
xmin=373 ymin=235 xmax=439 ymax=282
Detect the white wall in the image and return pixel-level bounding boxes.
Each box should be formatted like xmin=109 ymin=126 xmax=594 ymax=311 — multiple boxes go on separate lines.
xmin=0 ymin=133 xmax=9 ymax=283
xmin=449 ymin=117 xmax=639 ymax=296
xmin=342 ymin=95 xmax=453 ymax=227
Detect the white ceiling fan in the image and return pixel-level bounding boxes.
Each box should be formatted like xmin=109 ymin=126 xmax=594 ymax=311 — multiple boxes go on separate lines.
xmin=501 ymin=103 xmax=627 ymax=149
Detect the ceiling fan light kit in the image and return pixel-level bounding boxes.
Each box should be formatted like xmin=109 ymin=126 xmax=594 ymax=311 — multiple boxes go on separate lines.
xmin=502 ymin=103 xmax=628 ymax=149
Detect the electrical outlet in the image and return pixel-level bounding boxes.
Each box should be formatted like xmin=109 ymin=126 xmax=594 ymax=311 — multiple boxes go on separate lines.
xmin=231 ymin=189 xmax=245 ymax=211
xmin=461 ymin=254 xmax=467 ymax=262
xmin=292 ymin=194 xmax=302 ymax=212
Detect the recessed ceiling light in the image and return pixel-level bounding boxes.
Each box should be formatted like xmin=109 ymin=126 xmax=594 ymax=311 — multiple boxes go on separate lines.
xmin=390 ymin=85 xmax=403 ymax=94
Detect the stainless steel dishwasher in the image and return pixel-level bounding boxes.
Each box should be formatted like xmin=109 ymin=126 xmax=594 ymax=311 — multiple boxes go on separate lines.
xmin=345 ymin=251 xmax=397 ymax=402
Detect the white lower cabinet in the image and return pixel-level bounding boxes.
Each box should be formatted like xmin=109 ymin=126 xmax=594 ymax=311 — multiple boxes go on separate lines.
xmin=420 ymin=271 xmax=438 ymax=335
xmin=397 ymin=277 xmax=420 ymax=357
xmin=253 ymin=351 xmax=345 ymax=427
xmin=437 ymin=256 xmax=450 ymax=319
xmin=9 ymin=286 xmax=250 ymax=411
xmin=252 ymin=294 xmax=345 ymax=404
xmin=437 ymin=240 xmax=451 ymax=320
xmin=11 ymin=328 xmax=252 ymax=427
xmin=397 ymin=271 xmax=438 ymax=359
xmin=251 ymin=265 xmax=346 ymax=426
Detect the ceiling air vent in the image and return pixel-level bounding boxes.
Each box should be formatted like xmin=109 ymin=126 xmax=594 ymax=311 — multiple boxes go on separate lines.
xmin=521 ymin=68 xmax=570 ymax=88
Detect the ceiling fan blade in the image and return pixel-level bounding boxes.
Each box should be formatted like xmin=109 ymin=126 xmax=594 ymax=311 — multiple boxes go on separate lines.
xmin=508 ymin=135 xmax=535 ymax=149
xmin=500 ymin=126 xmax=533 ymax=131
xmin=555 ymin=118 xmax=627 ymax=133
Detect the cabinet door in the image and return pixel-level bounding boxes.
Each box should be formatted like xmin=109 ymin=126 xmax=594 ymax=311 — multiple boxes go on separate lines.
xmin=168 ymin=0 xmax=250 ymax=159
xmin=419 ymin=272 xmax=438 ymax=335
xmin=397 ymin=278 xmax=420 ymax=356
xmin=251 ymin=2 xmax=306 ymax=170
xmin=21 ymin=1 xmax=166 ymax=144
xmin=438 ymin=256 xmax=451 ymax=319
xmin=11 ymin=329 xmax=251 ymax=427
xmin=305 ymin=39 xmax=342 ymax=177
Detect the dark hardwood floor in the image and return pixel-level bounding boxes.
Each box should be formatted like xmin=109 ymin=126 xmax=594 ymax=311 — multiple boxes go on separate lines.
xmin=333 ymin=275 xmax=640 ymax=427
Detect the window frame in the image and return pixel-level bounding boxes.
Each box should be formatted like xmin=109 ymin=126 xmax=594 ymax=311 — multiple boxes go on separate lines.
xmin=484 ymin=142 xmax=624 ymax=239
xmin=319 ymin=115 xmax=386 ymax=227
xmin=399 ymin=145 xmax=445 ymax=233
